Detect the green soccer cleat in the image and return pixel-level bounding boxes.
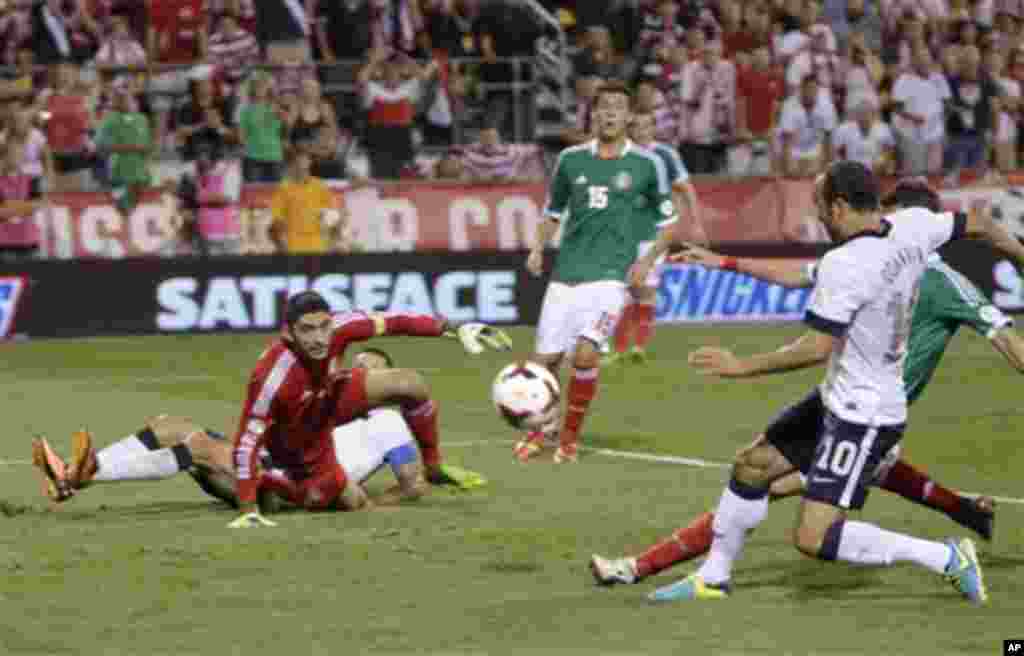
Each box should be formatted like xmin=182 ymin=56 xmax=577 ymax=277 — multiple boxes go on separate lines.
xmin=426 ymin=464 xmax=488 ymax=490
xmin=647 ymin=573 xmax=731 ymax=603
xmin=944 ymin=537 xmax=988 ymax=604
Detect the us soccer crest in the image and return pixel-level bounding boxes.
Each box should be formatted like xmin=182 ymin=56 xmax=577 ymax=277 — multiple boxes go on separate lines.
xmin=614 ymin=171 xmax=633 ymax=191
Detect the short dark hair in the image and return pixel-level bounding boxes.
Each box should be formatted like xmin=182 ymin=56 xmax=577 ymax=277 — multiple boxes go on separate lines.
xmin=595 ymin=80 xmax=632 ymax=104
xmin=357 ymin=347 xmax=394 ymax=367
xmin=821 ymin=160 xmax=880 ymax=213
xmin=882 ymin=178 xmax=941 ymax=213
xmin=284 ymin=291 xmax=330 ymax=326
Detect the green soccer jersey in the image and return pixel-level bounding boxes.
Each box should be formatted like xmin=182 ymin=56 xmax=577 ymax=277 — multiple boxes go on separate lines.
xmin=635 ymin=142 xmax=688 ymax=243
xmin=903 ymin=256 xmax=1013 ymax=403
xmin=96 ymin=111 xmax=152 ymax=186
xmin=544 ymin=140 xmax=677 ymax=284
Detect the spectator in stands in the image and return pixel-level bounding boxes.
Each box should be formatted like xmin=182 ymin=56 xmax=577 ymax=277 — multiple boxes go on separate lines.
xmin=191 ymin=138 xmax=242 ymax=255
xmin=786 ymin=23 xmax=840 ymax=96
xmin=210 ymin=0 xmax=256 ymax=35
xmin=358 ymin=47 xmax=437 ymax=180
xmin=830 ymin=0 xmax=883 ymax=53
xmin=945 ymin=44 xmax=1000 ymax=172
xmin=94 ymin=15 xmax=146 ymax=76
xmin=776 ymin=74 xmax=837 ymax=177
xmin=733 ymin=45 xmax=784 ymax=176
xmin=774 ymin=2 xmax=810 ymax=67
xmin=994 ymin=46 xmax=1024 ymax=172
xmin=0 ymin=1 xmax=30 ymax=68
xmin=635 ymin=80 xmax=680 ymax=148
xmin=680 ymin=40 xmax=736 ymax=175
xmin=7 ymin=104 xmax=54 ymax=196
xmin=257 ymin=0 xmax=316 ymax=67
xmin=207 ymin=10 xmax=259 ymax=97
xmin=60 ymin=0 xmax=104 ymax=63
xmin=316 ymin=0 xmax=373 ymax=62
xmin=40 ymin=62 xmax=94 ymax=191
xmin=843 ymin=31 xmax=883 ymax=116
xmin=420 ymin=0 xmax=479 ymax=58
xmin=575 ymin=26 xmax=622 ymax=80
xmin=635 ymin=0 xmax=686 ymax=57
xmin=176 ymin=74 xmax=235 ymax=161
xmin=473 ymin=0 xmax=542 ymax=140
xmin=891 ymin=47 xmax=948 ymax=175
xmin=30 ymin=0 xmax=74 ymax=65
xmin=0 ymin=139 xmax=43 ymax=259
xmin=561 ymin=72 xmax=601 ymax=145
xmin=832 ymin=98 xmax=897 ymax=173
xmin=0 ymin=47 xmax=36 ymax=101
xmin=146 ymin=0 xmax=208 ymax=151
xmin=238 ymin=72 xmax=287 ymax=183
xmin=269 ymin=146 xmax=348 ymax=253
xmin=288 ymin=76 xmax=337 ymax=149
xmin=95 ymin=82 xmax=152 ymax=214
xmin=367 ymin=0 xmax=422 ymax=55
xmin=458 ymin=122 xmax=543 ymax=182
xmin=309 ymin=120 xmax=349 ymax=180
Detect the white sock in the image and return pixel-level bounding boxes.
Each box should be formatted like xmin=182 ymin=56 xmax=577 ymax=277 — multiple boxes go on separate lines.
xmin=697 ymin=484 xmax=769 ymax=585
xmin=93 ymin=447 xmax=189 ymax=482
xmin=835 ymin=521 xmax=951 ymax=574
xmin=96 ymin=434 xmax=153 ymax=474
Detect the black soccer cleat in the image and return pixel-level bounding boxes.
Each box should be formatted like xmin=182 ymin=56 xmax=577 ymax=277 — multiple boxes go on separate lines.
xmin=949 ymin=496 xmax=995 ymax=541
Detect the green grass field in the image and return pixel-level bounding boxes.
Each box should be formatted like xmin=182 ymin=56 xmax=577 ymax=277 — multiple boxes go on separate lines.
xmin=1 ymin=325 xmax=1022 ymax=656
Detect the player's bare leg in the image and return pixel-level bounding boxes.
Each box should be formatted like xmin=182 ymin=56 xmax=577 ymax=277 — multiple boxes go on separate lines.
xmin=362 ymin=368 xmax=483 ymax=488
xmin=514 ymin=352 xmax=564 ymax=462
xmin=554 ymin=337 xmax=603 ymax=463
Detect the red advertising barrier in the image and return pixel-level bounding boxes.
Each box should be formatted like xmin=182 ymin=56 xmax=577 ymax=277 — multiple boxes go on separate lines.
xmin=25 ymin=173 xmax=1024 ymax=259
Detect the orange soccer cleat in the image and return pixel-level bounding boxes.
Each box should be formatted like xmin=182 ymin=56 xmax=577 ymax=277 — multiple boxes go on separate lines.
xmin=31 ymin=437 xmax=74 ymax=502
xmin=69 ymin=429 xmax=98 ymax=489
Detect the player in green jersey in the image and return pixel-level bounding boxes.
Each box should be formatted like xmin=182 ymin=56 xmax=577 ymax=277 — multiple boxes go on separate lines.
xmin=605 ymin=108 xmax=705 ymax=366
xmin=590 ymin=178 xmax=1024 ymax=588
xmin=519 ymin=81 xmax=682 ymax=464
xmin=95 ymin=83 xmax=153 ymax=215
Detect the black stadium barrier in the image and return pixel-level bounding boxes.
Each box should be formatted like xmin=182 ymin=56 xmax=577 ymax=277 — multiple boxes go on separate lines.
xmin=0 ymin=244 xmax=1018 ymax=340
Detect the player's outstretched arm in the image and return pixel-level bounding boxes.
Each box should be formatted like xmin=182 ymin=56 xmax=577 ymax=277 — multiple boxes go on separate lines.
xmin=526 ymin=218 xmax=559 ymax=277
xmin=991 ymin=328 xmax=1024 ymax=373
xmin=671 ymin=244 xmax=815 ymax=288
xmin=689 ymin=328 xmax=834 ymax=378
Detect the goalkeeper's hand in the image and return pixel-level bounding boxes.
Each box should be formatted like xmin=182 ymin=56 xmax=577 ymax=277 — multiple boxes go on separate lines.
xmin=227 ymin=511 xmax=278 ymax=528
xmin=445 ymin=322 xmax=513 ymax=355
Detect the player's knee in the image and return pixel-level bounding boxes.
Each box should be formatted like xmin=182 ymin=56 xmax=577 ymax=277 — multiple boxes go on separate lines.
xmin=733 ymin=450 xmax=773 ymax=487
xmin=572 ymin=339 xmax=600 ymax=368
xmin=393 ymin=369 xmax=429 ymax=400
xmin=793 ymin=523 xmax=826 ymax=559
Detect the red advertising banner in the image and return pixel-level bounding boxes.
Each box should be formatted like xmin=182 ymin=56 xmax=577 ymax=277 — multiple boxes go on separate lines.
xmin=25 ymin=173 xmax=1024 ymax=259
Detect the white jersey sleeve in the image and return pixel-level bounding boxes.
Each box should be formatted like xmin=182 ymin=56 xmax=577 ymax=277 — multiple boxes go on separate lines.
xmin=805 ymin=250 xmax=870 ymax=336
xmin=886 ymin=206 xmax=967 ymax=253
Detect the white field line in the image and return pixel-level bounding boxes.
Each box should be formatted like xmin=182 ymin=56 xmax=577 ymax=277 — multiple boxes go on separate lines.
xmin=445 ymin=439 xmax=1024 ymax=506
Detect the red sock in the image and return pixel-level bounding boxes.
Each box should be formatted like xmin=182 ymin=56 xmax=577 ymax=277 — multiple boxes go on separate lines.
xmin=635 ymin=511 xmax=714 ymax=579
xmin=403 ymin=400 xmax=441 ymax=467
xmin=613 ymin=303 xmax=635 ymax=353
xmin=879 ymin=459 xmax=960 ymax=515
xmin=633 ymin=303 xmax=656 ymax=349
xmin=561 ymin=367 xmax=598 ymax=449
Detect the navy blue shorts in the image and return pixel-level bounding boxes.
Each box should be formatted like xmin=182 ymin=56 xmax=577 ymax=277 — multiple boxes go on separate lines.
xmin=765 ymin=390 xmax=904 ymax=510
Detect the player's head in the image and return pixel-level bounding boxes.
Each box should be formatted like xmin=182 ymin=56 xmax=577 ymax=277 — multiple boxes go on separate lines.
xmin=593 ymin=80 xmax=632 ymax=143
xmin=283 ymin=291 xmax=332 ymax=360
xmin=881 ymin=177 xmax=941 ymax=213
xmin=814 ymin=160 xmax=880 ymax=239
xmin=629 ymin=108 xmax=656 ymax=146
xmin=353 ymin=348 xmax=394 ymax=370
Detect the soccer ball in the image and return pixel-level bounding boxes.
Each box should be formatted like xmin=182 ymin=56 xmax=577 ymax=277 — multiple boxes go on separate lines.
xmin=492 ymin=362 xmax=561 ymax=431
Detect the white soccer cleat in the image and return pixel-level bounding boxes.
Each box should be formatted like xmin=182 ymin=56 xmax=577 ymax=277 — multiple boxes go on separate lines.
xmin=590 ymin=554 xmax=638 ymax=586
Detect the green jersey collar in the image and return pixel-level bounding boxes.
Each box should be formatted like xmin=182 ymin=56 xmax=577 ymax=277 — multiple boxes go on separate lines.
xmin=588 ymin=139 xmax=633 ymax=159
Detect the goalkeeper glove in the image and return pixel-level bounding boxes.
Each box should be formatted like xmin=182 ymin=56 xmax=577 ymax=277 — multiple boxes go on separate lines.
xmin=445 ymin=322 xmax=513 ymax=355
xmin=227 ymin=512 xmax=278 ymax=528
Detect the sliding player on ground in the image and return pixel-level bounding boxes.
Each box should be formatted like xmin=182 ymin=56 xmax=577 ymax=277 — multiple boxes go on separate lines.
xmin=32 ymin=350 xmax=430 ymax=513
xmin=519 ymin=80 xmax=681 ymax=463
xmin=597 ymin=162 xmax=999 ymax=604
xmin=605 ymin=107 xmax=704 ymax=366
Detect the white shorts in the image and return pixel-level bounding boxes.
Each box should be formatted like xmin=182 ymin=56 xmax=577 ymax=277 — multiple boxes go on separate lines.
xmin=637 ymin=241 xmax=666 ymax=288
xmin=535 ymin=280 xmax=628 ymax=355
xmin=332 ymin=409 xmax=416 ymax=484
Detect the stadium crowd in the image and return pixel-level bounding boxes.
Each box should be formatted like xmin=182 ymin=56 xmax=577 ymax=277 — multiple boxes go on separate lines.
xmin=1 ymin=0 xmax=1024 ymax=257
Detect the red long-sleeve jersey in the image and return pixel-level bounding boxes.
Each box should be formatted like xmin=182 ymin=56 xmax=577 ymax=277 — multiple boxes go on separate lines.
xmin=232 ymin=311 xmax=445 ymax=505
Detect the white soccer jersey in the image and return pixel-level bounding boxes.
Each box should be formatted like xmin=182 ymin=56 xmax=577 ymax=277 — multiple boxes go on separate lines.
xmin=332 ymin=409 xmax=416 ymax=483
xmin=833 ymin=120 xmax=895 ymax=171
xmin=805 ymin=207 xmax=966 ymax=425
